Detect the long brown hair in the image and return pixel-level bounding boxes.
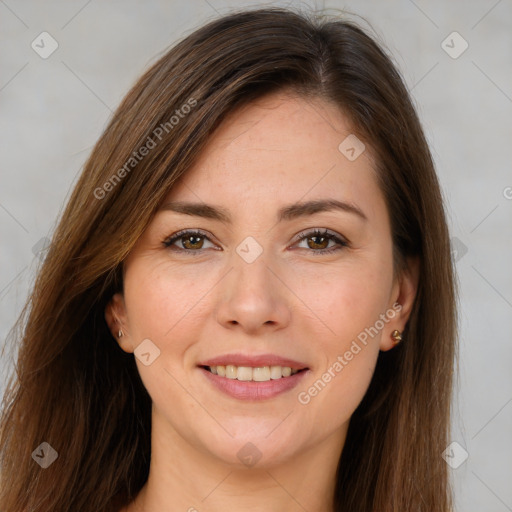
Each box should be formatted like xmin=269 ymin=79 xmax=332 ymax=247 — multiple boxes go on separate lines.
xmin=0 ymin=7 xmax=457 ymax=511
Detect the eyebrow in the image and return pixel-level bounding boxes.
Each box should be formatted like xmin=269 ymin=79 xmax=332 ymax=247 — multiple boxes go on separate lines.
xmin=158 ymin=199 xmax=368 ymax=223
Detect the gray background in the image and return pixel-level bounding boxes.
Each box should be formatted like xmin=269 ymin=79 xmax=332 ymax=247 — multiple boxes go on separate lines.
xmin=1 ymin=0 xmax=511 ymax=510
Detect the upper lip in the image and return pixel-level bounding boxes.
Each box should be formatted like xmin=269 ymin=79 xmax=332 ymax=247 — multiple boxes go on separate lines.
xmin=199 ymin=353 xmax=309 ymax=370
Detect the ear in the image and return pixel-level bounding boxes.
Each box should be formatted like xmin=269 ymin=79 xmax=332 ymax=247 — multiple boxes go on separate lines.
xmin=380 ymin=255 xmax=420 ymax=352
xmin=105 ymin=292 xmax=134 ymax=353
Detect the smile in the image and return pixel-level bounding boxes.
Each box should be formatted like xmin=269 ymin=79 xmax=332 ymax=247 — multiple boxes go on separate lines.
xmin=203 ymin=364 xmax=304 ymax=381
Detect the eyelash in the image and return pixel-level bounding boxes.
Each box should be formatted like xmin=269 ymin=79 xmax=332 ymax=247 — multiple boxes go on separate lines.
xmin=162 ymin=228 xmax=349 ymax=255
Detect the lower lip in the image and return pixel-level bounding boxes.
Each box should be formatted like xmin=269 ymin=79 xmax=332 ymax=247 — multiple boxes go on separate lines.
xmin=199 ymin=367 xmax=309 ymax=401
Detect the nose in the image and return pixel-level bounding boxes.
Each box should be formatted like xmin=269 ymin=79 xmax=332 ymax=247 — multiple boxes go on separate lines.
xmin=215 ymin=253 xmax=292 ymax=334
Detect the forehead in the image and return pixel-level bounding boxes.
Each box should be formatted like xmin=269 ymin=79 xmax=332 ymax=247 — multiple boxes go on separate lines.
xmin=165 ymin=91 xmax=384 ymax=224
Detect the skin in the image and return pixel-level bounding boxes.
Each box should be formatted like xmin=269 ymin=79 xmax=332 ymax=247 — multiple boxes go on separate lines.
xmin=106 ymin=90 xmax=419 ymax=512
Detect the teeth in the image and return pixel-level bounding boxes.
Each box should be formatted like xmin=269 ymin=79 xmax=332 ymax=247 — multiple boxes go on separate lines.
xmin=206 ymin=364 xmax=301 ymax=381
xmin=270 ymin=365 xmax=282 ymax=379
xmin=253 ymin=367 xmax=270 ymax=381
xmin=237 ymin=366 xmax=253 ymax=381
xmin=226 ymin=365 xmax=237 ymax=379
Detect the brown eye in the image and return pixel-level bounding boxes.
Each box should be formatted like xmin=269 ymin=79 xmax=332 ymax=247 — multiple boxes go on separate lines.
xmin=163 ymin=230 xmax=216 ymax=252
xmin=306 ymin=234 xmax=330 ymax=250
xmin=294 ymin=228 xmax=349 ymax=255
xmin=181 ymin=234 xmax=204 ymax=250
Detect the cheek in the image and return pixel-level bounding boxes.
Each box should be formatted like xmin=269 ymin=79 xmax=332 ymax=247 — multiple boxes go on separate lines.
xmin=122 ymin=260 xmax=214 ymax=405
xmin=297 ymin=297 xmax=382 ymax=433
xmin=123 ymin=259 xmax=216 ymax=342
xmin=306 ymin=346 xmax=380 ymax=433
xmin=290 ymin=256 xmax=392 ymax=341
xmin=292 ymin=260 xmax=390 ymax=425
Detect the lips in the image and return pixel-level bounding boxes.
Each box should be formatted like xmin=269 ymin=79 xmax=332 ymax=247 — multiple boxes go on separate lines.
xmin=197 ymin=353 xmax=310 ymax=401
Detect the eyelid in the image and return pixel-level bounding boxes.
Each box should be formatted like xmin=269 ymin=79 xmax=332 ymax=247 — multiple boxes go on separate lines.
xmin=162 ymin=228 xmax=220 ymax=250
xmin=290 ymin=228 xmax=349 ymax=255
xmin=292 ymin=227 xmax=349 ymax=246
xmin=163 ymin=227 xmax=349 ymax=255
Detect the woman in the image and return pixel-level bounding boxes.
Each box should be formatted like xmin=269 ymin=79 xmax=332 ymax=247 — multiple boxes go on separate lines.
xmin=0 ymin=7 xmax=457 ymax=511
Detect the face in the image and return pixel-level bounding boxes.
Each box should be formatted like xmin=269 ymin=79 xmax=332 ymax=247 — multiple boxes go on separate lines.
xmin=106 ymin=91 xmax=417 ymax=468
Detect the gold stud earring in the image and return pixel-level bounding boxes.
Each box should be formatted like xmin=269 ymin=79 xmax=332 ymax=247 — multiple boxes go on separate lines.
xmin=391 ymin=329 xmax=402 ymax=345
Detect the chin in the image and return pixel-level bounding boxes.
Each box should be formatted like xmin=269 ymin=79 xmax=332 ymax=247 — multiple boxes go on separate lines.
xmin=202 ymin=428 xmax=306 ymax=470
